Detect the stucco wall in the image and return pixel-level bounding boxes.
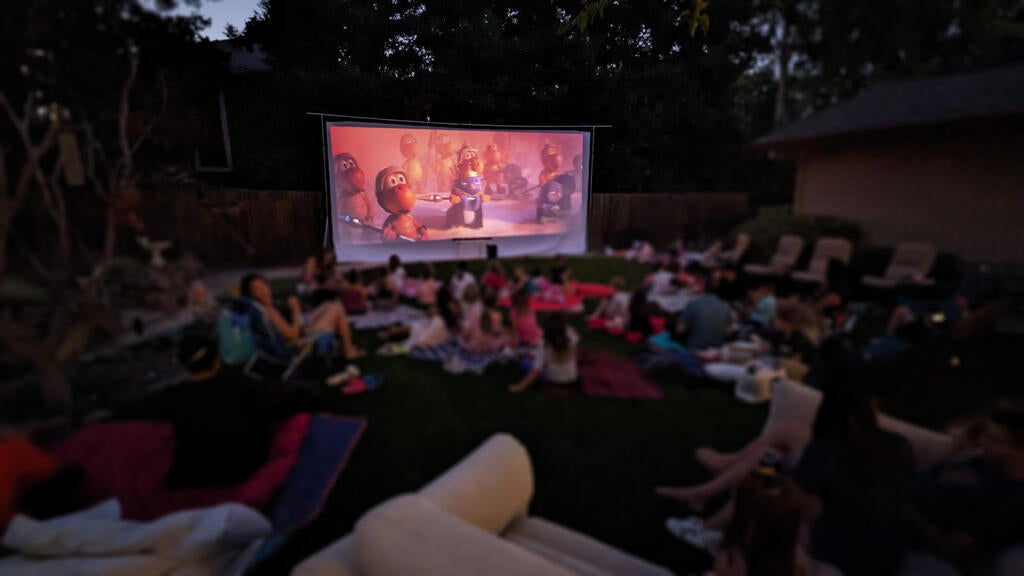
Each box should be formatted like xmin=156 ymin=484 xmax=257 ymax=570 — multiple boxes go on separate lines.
xmin=794 ymin=129 xmax=1024 ymax=263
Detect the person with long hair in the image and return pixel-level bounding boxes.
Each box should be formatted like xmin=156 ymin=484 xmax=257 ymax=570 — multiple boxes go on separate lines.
xmin=240 ymin=273 xmax=365 ymax=360
xmin=712 ymin=470 xmax=805 ymax=576
xmin=509 ymin=312 xmax=579 ymax=393
xmin=509 ymin=288 xmax=542 ymax=346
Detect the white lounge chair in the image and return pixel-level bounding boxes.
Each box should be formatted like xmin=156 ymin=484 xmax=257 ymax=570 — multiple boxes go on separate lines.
xmin=743 ymin=234 xmax=805 ymax=277
xmin=861 ymin=242 xmax=937 ymax=289
xmin=790 ymin=237 xmax=853 ymax=285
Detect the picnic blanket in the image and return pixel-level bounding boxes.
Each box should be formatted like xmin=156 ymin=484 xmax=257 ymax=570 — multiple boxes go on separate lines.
xmin=349 ymin=304 xmax=425 ymax=330
xmin=266 ymin=415 xmax=365 ymax=533
xmin=408 ymin=337 xmax=508 ymax=375
xmin=577 ymin=350 xmax=662 ymax=399
xmin=55 ymin=415 xmax=311 ymax=522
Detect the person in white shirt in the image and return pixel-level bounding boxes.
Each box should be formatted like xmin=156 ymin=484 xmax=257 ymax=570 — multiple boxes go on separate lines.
xmin=451 ymin=261 xmax=477 ymax=300
xmin=509 ymin=313 xmax=580 ymax=392
xmin=649 ymin=261 xmax=681 ymax=296
xmin=587 ymin=276 xmax=632 ymax=331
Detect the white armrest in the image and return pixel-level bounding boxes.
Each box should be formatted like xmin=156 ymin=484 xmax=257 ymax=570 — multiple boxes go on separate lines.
xmin=419 ymin=433 xmax=534 ymax=534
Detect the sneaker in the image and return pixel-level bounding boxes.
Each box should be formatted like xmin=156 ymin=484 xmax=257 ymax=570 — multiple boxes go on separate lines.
xmin=326 ymin=364 xmax=360 ymax=387
xmin=665 ymin=516 xmax=723 ymax=554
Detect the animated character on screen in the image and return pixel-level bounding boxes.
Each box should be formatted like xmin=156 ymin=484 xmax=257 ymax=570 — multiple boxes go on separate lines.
xmin=334 ymin=153 xmax=372 ymax=224
xmin=434 ymin=133 xmax=457 ymax=194
xmin=536 ymin=173 xmax=575 ymax=222
xmin=445 ymin=145 xmax=487 ymax=229
xmin=539 ymin=143 xmax=562 ymax=187
xmin=482 ymin=142 xmax=507 ymax=199
xmin=399 ymin=134 xmax=423 ymax=189
xmin=503 ymin=163 xmax=529 ymax=198
xmin=375 ymin=166 xmax=428 ymax=241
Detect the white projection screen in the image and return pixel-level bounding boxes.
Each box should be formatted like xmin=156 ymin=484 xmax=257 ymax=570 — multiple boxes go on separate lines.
xmin=325 ymin=121 xmax=591 ymax=262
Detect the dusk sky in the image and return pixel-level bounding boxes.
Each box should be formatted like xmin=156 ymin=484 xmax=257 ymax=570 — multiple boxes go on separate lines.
xmin=152 ymin=0 xmax=262 ymax=40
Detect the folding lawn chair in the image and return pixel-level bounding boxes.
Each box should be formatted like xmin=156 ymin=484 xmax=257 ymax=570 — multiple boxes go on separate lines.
xmin=220 ymin=298 xmax=335 ymax=381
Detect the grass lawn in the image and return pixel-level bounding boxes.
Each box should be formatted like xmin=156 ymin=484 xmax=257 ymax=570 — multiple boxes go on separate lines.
xmin=248 ymin=256 xmax=1019 ymax=575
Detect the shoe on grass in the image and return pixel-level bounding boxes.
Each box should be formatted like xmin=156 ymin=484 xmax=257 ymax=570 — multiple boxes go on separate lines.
xmin=665 ymin=516 xmax=723 ymax=555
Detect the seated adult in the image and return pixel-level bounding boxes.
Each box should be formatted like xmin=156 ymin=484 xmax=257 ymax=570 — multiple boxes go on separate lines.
xmin=549 ymin=255 xmax=570 ymax=285
xmin=298 ymin=248 xmax=340 ymax=295
xmin=241 ymin=273 xmax=364 ymax=360
xmin=767 ymin=299 xmax=824 ymax=382
xmin=910 ymin=404 xmax=1024 ymax=570
xmin=673 ymin=289 xmax=732 ymax=350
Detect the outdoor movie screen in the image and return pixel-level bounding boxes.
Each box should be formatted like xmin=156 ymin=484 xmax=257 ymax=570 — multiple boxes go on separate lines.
xmin=326 ymin=122 xmax=589 ymax=260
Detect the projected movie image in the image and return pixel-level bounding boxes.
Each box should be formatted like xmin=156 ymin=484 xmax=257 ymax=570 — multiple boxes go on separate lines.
xmin=328 ymin=123 xmax=587 ymax=245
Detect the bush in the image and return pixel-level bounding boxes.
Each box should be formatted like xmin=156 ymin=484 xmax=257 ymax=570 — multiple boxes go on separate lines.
xmin=732 ymin=206 xmax=860 ymax=264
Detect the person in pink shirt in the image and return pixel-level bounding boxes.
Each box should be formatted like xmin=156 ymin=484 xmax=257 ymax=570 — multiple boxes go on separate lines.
xmin=509 ymin=288 xmax=542 ymax=346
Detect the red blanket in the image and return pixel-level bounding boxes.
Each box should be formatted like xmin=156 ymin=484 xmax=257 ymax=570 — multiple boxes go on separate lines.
xmin=577 ymin=350 xmax=662 ymax=399
xmin=56 ymin=414 xmax=311 ymax=520
xmin=498 ymin=282 xmax=614 ymax=312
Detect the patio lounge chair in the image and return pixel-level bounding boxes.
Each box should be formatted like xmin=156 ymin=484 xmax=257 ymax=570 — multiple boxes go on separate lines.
xmin=743 ymin=234 xmax=805 ymax=277
xmin=790 ymin=237 xmax=853 ymax=285
xmin=222 ymin=298 xmax=335 ymax=381
xmin=701 ymin=232 xmax=751 ymax=268
xmin=861 ymin=242 xmax=937 ymax=289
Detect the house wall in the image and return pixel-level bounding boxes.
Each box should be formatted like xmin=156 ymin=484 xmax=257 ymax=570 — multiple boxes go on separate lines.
xmin=794 ymin=129 xmax=1024 ymax=263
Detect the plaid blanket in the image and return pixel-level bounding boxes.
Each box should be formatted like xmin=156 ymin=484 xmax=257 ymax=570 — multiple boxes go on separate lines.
xmin=349 ymin=305 xmax=426 ymax=331
xmin=408 ymin=337 xmax=510 ymax=375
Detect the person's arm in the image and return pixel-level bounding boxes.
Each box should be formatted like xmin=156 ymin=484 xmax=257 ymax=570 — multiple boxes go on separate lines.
xmin=509 ymin=368 xmax=542 ymax=393
xmin=266 ymin=296 xmax=302 ymax=342
xmin=588 ymin=297 xmax=610 ymax=320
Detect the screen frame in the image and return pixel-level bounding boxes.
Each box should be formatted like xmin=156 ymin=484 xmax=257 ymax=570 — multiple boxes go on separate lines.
xmin=319 ymin=116 xmax=596 ymax=263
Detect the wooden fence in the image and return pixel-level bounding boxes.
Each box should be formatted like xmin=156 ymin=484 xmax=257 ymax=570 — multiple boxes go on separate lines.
xmin=139 ymin=182 xmax=324 ymax=267
xmin=588 ymin=192 xmax=750 ymax=250
xmin=138 ymin=185 xmax=748 ymax=266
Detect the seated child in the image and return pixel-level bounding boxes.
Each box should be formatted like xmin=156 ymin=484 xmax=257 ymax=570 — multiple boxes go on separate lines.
xmin=549 ymin=255 xmax=570 ymax=285
xmin=588 ymin=276 xmax=631 ymax=330
xmin=509 ymin=313 xmax=580 ymax=392
xmin=451 ymin=261 xmax=477 ymax=300
xmin=747 ymin=280 xmax=777 ymax=326
xmin=628 ymin=286 xmax=654 ymax=336
xmin=649 ymin=261 xmax=680 ymax=296
xmin=385 ymin=254 xmax=407 ymax=297
xmin=459 ymin=288 xmax=507 ymax=354
xmin=417 ymin=263 xmax=441 ymax=306
xmin=481 ymin=260 xmax=508 ymax=293
xmin=339 ymin=269 xmax=369 ymax=314
xmin=509 ymin=289 xmax=542 ymax=346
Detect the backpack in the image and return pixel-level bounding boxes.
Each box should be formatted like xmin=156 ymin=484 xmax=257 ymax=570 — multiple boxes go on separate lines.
xmin=217 ymin=307 xmax=256 ymax=365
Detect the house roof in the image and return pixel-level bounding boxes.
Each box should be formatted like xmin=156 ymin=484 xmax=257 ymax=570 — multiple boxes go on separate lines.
xmin=213 ymin=40 xmax=269 ymax=73
xmin=754 ymin=63 xmax=1024 ymax=149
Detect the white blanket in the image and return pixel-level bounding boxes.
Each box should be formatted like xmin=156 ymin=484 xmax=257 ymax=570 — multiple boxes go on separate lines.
xmin=0 ymin=500 xmax=271 ymax=576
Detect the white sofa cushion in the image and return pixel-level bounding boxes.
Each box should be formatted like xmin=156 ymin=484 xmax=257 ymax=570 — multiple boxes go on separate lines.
xmin=355 ymin=495 xmax=572 ymax=576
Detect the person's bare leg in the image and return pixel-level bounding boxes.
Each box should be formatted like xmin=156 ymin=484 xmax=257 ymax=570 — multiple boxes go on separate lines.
xmin=696 ymin=421 xmax=808 ymax=472
xmin=331 ymin=303 xmax=364 ymax=358
xmin=308 ymin=302 xmax=364 ymax=359
xmin=657 ymin=422 xmax=810 ymax=510
xmin=656 ymin=450 xmax=766 ymax=511
xmin=703 ymin=500 xmax=734 ymax=531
